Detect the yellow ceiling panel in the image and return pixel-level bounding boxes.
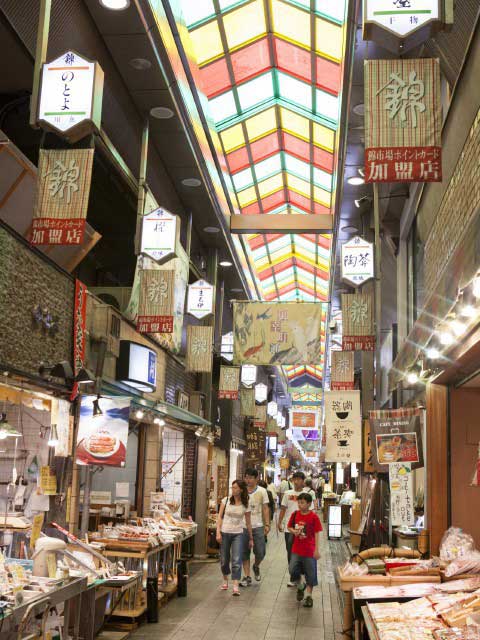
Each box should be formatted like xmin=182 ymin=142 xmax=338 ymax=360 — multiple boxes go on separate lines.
xmin=313 ymin=122 xmax=335 ymax=151
xmin=280 ymin=107 xmax=310 ymax=141
xmin=313 ymin=186 xmax=331 ymax=207
xmin=271 ymin=0 xmax=310 ymax=50
xmin=220 ymin=124 xmax=245 ymax=152
xmin=237 ymin=185 xmax=258 ymax=206
xmin=190 ymin=20 xmax=224 ymax=65
xmin=258 ymin=174 xmax=284 ymax=197
xmin=286 ymin=174 xmax=311 ymax=198
xmin=245 ymin=107 xmax=277 ymax=141
xmin=315 ymin=17 xmax=344 ymax=62
xmin=223 ymin=0 xmax=267 ymax=51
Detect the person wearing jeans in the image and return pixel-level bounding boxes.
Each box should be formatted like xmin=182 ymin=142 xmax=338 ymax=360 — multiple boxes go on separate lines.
xmin=216 ymin=480 xmax=253 ymax=596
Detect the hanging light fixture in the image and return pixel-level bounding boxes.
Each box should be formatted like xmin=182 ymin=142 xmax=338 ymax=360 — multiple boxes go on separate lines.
xmin=47 ymin=424 xmax=59 ymax=447
xmin=438 ymin=330 xmax=454 ymax=346
xmin=92 ymin=396 xmax=103 ymax=418
xmin=0 ymin=414 xmax=21 ymax=439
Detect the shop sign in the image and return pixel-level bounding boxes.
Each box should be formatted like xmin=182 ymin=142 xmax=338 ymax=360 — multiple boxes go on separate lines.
xmin=50 ymin=398 xmax=72 ymax=457
xmin=369 ymin=407 xmax=424 ymax=471
xmin=218 ymin=366 xmax=240 ymax=400
xmin=233 ymin=302 xmax=325 ymax=365
xmin=331 ymin=351 xmax=355 ymax=391
xmin=254 ymin=383 xmax=268 ymax=403
xmin=341 ymin=293 xmax=375 ymax=351
xmin=31 ymin=149 xmax=94 ymax=246
xmin=241 ymin=365 xmax=257 ymax=387
xmin=291 ymin=409 xmax=318 ymax=430
xmin=37 ymin=51 xmax=104 ymax=142
xmin=280 ymin=457 xmax=290 ymax=469
xmin=267 ymin=401 xmax=278 ymax=417
xmin=389 ymin=462 xmax=415 ymax=526
xmin=254 ymin=404 xmax=267 ymax=430
xmin=187 ymin=279 xmax=214 ymax=319
xmin=76 ymin=395 xmax=131 ymax=467
xmin=365 ymin=58 xmax=442 ymax=183
xmin=71 ymin=279 xmax=87 ymax=401
xmin=246 ymin=421 xmax=266 ymax=465
xmin=116 ymin=340 xmax=157 ymax=393
xmin=341 ymin=236 xmax=374 ymax=287
xmin=137 ymin=269 xmax=175 ymax=334
xmin=325 ymin=390 xmax=362 ymax=463
xmin=240 ymin=388 xmax=255 ymax=417
xmin=140 ymin=208 xmax=180 ymax=264
xmin=186 ymin=325 xmax=214 ymax=373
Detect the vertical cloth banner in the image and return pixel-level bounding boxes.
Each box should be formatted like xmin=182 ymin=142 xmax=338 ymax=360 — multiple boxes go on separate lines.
xmin=218 ymin=366 xmax=240 ymax=400
xmin=365 ymin=58 xmax=442 ymax=183
xmin=233 ymin=302 xmax=325 ymax=365
xmin=246 ymin=421 xmax=266 ymax=467
xmin=254 ymin=404 xmax=267 ymax=430
xmin=369 ymin=408 xmax=424 ymax=471
xmin=137 ymin=269 xmax=175 ymax=333
xmin=325 ymin=390 xmax=362 ymax=463
xmin=389 ymin=462 xmax=415 ymax=527
xmin=331 ymin=351 xmax=355 ymax=390
xmin=240 ymin=388 xmax=255 ymax=417
xmin=342 ymin=293 xmax=375 ymax=351
xmin=71 ymin=279 xmax=87 ymax=401
xmin=186 ymin=325 xmax=214 ymax=372
xmin=32 ymin=148 xmax=94 ymax=245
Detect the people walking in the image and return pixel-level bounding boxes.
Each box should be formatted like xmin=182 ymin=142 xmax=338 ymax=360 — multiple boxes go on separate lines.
xmin=240 ymin=468 xmax=270 ymax=587
xmin=278 ymin=474 xmax=291 ymax=508
xmin=287 ymin=492 xmax=322 ymax=608
xmin=216 ymin=480 xmax=253 ymax=596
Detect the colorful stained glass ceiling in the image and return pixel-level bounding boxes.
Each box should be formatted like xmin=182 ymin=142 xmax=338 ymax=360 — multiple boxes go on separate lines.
xmin=284 ymin=365 xmax=324 ymax=388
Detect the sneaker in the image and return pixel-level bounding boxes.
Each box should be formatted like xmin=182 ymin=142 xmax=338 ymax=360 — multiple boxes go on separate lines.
xmin=303 ymin=596 xmax=313 ymax=608
xmin=253 ymin=564 xmax=261 ymax=581
xmin=296 ymin=584 xmax=306 ymax=602
xmin=239 ymin=576 xmax=252 ymax=587
xmin=287 ymin=581 xmax=296 ymax=588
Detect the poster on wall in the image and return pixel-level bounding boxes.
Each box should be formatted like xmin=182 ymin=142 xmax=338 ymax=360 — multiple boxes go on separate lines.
xmin=218 ymin=366 xmax=240 ymax=400
xmin=369 ymin=407 xmax=424 ymax=471
xmin=325 ymin=390 xmax=362 ymax=463
xmin=364 ymin=58 xmax=442 ymax=183
xmin=233 ymin=302 xmax=325 ymax=365
xmin=76 ymin=395 xmax=131 ymax=467
xmin=389 ymin=462 xmax=415 ymax=527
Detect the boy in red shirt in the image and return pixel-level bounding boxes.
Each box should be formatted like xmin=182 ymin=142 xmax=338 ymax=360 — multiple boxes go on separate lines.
xmin=287 ymin=492 xmax=322 ymax=608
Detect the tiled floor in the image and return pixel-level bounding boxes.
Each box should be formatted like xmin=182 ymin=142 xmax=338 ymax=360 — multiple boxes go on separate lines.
xmin=132 ymin=527 xmax=349 ymax=640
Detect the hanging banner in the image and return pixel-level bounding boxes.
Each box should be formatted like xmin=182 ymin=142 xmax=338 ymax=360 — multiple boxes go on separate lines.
xmin=254 ymin=404 xmax=267 ymax=430
xmin=241 ymin=365 xmax=257 ymax=387
xmin=341 ymin=236 xmax=374 ymax=287
xmin=137 ymin=269 xmax=174 ymax=334
xmin=254 ymin=383 xmax=268 ymax=403
xmin=186 ymin=325 xmax=214 ymax=372
xmin=389 ymin=462 xmax=415 ymax=527
xmin=342 ymin=293 xmax=375 ymax=351
xmin=292 ymin=428 xmax=319 ymax=441
xmin=71 ymin=279 xmax=87 ymax=401
xmin=187 ymin=279 xmax=214 ymax=319
xmin=369 ymin=407 xmax=424 ymax=471
xmin=246 ymin=421 xmax=266 ymax=467
xmin=139 ymin=208 xmax=179 ymax=263
xmin=218 ymin=366 xmax=240 ymax=400
xmin=233 ymin=302 xmax=325 ymax=365
xmin=240 ymin=388 xmax=255 ymax=417
xmin=365 ymin=58 xmax=442 ymax=183
xmin=363 ymin=420 xmax=376 ymax=474
xmin=331 ymin=351 xmax=355 ymax=390
xmin=325 ymin=390 xmax=362 ymax=463
xmin=291 ymin=409 xmax=318 ymax=430
xmin=31 ymin=148 xmax=94 ymax=246
xmin=50 ymin=398 xmax=72 ymax=458
xmin=37 ymin=51 xmax=104 ymax=142
xmin=76 ymin=396 xmax=131 ymax=467
xmin=280 ymin=457 xmax=290 ymax=470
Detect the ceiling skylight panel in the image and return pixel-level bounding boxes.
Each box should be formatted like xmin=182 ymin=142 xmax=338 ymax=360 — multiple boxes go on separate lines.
xmin=237 ymin=72 xmax=274 ymax=111
xmin=315 ymin=0 xmax=346 ymax=23
xmin=313 ymin=122 xmax=335 ymax=150
xmin=232 ymin=166 xmax=254 ymax=190
xmin=254 ymin=154 xmax=283 ymax=181
xmin=280 ymin=107 xmax=310 ymax=141
xmin=313 ymin=167 xmax=333 ymax=191
xmin=245 ymin=107 xmax=277 ymax=141
xmin=315 ymin=16 xmax=344 ymax=62
xmin=189 ymin=21 xmax=224 ymax=65
xmin=181 ymin=0 xmax=215 ymax=26
xmin=285 ymin=154 xmax=310 ymax=181
xmin=237 ymin=185 xmax=257 ymax=206
xmin=286 ymin=173 xmax=311 ymax=198
xmin=258 ymin=174 xmax=284 ymax=197
xmin=220 ymin=124 xmax=245 ymax=152
xmin=223 ymin=0 xmax=266 ymax=50
xmin=315 ymin=89 xmax=340 ymax=123
xmin=271 ymin=0 xmax=310 ymax=49
xmin=209 ymin=90 xmax=238 ymax=123
xmin=278 ymin=72 xmax=312 ymax=111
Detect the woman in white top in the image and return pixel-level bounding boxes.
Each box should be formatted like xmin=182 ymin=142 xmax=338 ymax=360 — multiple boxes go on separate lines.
xmin=216 ymin=480 xmax=253 ymax=596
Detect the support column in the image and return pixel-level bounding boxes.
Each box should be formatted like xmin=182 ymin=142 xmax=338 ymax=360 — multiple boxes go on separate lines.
xmin=194 ymin=438 xmax=210 ymax=557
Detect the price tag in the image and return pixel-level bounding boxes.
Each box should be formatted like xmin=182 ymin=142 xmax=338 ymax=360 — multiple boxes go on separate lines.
xmin=46 ymin=552 xmax=57 ymax=579
xmin=30 ymin=513 xmax=45 ymax=551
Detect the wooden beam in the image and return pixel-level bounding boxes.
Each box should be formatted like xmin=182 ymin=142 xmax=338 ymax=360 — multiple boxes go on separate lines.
xmin=230 ymin=214 xmax=333 ymax=234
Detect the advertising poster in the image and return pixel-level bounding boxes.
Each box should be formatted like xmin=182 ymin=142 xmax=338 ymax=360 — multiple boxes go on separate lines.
xmin=76 ymin=396 xmax=131 ymax=467
xmin=325 ymin=390 xmax=362 ymax=463
xmin=389 ymin=462 xmax=415 ymax=527
xmin=369 ymin=408 xmax=424 ymax=471
xmin=291 ymin=409 xmax=318 ymax=429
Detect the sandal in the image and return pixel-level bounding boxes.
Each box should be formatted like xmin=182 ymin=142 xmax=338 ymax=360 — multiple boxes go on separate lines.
xmin=220 ymin=582 xmax=229 ymax=590
xmin=232 ymin=587 xmax=240 ymax=596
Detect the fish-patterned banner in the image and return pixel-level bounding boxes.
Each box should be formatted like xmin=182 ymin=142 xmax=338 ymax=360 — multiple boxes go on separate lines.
xmin=233 ymin=302 xmax=325 ymax=366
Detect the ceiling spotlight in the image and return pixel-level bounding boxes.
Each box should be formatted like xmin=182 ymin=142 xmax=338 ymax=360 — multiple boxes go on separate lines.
xmin=182 ymin=178 xmax=202 ymax=187
xmin=203 ymin=226 xmax=220 ymax=233
xmin=219 ymin=260 xmax=232 ymax=267
xmin=135 ymin=409 xmax=145 ymax=420
xmin=439 ymin=330 xmax=454 ymax=346
xmin=99 ymin=0 xmax=130 ymax=9
xmin=47 ymin=424 xmax=59 ymax=448
xmin=129 ymin=58 xmax=151 ymax=71
xmin=406 ymin=372 xmax=419 ymax=385
xmin=355 ymin=196 xmax=371 ymax=209
xmin=353 ymin=103 xmax=365 ymax=116
xmin=426 ymin=347 xmax=440 ymax=360
xmin=450 ymin=320 xmax=466 ymax=337
xmin=150 ymin=106 xmax=174 ymax=119
xmin=341 ymin=225 xmax=359 ymax=233
xmin=269 ymin=374 xmax=276 ymax=378
xmin=92 ymin=396 xmax=103 ymax=418
xmin=153 ymin=417 xmax=166 ymax=426
xmin=460 ymin=304 xmax=477 ymax=318
xmin=347 ymin=176 xmax=365 ymax=186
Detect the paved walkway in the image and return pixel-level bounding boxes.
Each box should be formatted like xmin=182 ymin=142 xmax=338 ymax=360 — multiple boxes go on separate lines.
xmin=132 ymin=527 xmax=348 ymax=640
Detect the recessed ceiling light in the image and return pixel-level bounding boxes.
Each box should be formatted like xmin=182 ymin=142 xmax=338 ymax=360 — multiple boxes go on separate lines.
xmin=231 ymin=288 xmax=243 ymax=293
xmin=129 ymin=58 xmax=151 ymax=71
xmin=150 ymin=106 xmax=174 ymax=119
xmin=99 ymin=0 xmax=130 ymax=9
xmin=341 ymin=225 xmax=359 ymax=233
xmin=203 ymin=226 xmax=220 ymax=233
xmin=353 ymin=103 xmax=365 ymax=116
xmin=182 ymin=178 xmax=202 ymax=187
xmin=219 ymin=260 xmax=232 ymax=267
xmin=347 ymin=176 xmax=365 ymax=186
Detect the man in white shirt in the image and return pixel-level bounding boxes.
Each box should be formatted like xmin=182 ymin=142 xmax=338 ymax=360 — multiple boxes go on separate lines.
xmin=278 ymin=475 xmax=291 ymax=507
xmin=267 ymin=476 xmax=277 ymax=503
xmin=240 ymin=468 xmax=270 ymax=587
xmin=277 ymin=471 xmax=316 ymax=586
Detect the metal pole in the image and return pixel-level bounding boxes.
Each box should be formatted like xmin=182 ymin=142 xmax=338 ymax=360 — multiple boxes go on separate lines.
xmin=134 ymin=120 xmax=150 ymax=254
xmin=373 ymin=184 xmax=382 ymax=407
xmin=80 ymin=466 xmax=92 ymax=537
xmin=30 ymin=0 xmax=51 ymax=127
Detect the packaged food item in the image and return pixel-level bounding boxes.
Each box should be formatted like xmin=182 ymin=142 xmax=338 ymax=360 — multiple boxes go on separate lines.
xmin=440 ymin=527 xmax=476 ymax=562
xmin=368 ymin=602 xmax=404 ymax=623
xmin=444 ymin=550 xmax=480 ymax=577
